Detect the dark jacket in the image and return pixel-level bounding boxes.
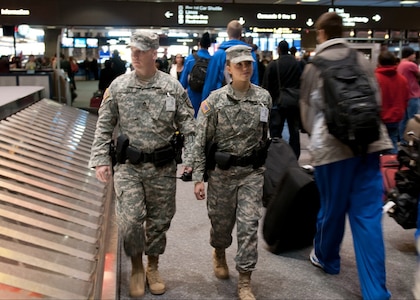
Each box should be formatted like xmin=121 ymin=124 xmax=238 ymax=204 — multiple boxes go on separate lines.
xmin=262 ymin=54 xmax=301 ymax=106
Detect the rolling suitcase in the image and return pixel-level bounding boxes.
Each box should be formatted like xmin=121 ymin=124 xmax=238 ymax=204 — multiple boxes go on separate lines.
xmin=380 ymin=154 xmax=399 ymax=199
xmin=90 ymin=90 xmax=103 ymax=108
xmin=262 ymin=138 xmax=320 ymax=254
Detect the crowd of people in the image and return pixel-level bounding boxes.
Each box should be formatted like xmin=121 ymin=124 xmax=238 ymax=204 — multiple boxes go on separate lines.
xmin=0 ymin=9 xmax=418 ymax=300
xmin=90 ymin=12 xmax=419 ymax=300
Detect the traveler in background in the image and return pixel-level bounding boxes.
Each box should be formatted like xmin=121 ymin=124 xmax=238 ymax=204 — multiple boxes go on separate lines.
xmin=25 ymin=54 xmax=37 ymax=70
xmin=397 ymin=46 xmax=420 ymax=143
xmin=290 ymin=46 xmax=306 ymax=72
xmin=98 ymin=59 xmax=116 ymax=92
xmin=110 ymin=49 xmax=127 ymax=77
xmin=89 ymin=30 xmax=195 ymax=298
xmin=192 ymin=45 xmax=271 ymax=300
xmin=375 ymin=51 xmax=409 ymax=154
xmin=256 ymin=52 xmax=266 ymax=86
xmin=69 ymin=56 xmax=79 ymax=90
xmin=201 ymin=20 xmax=259 ymax=100
xmin=59 ymin=53 xmax=77 ymax=101
xmin=262 ymin=40 xmax=302 ymax=158
xmin=155 ymin=58 xmax=165 ymax=71
xmin=0 ymin=55 xmax=10 ymax=73
xmin=300 ymin=12 xmax=392 ymax=300
xmin=180 ymin=32 xmax=212 ymax=117
xmin=169 ymin=54 xmax=184 ymax=80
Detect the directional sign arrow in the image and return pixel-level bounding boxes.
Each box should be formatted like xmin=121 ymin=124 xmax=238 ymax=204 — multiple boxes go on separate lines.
xmin=306 ymin=18 xmax=314 ymax=27
xmin=165 ymin=11 xmax=174 ymax=19
xmin=372 ymin=14 xmax=381 ymax=22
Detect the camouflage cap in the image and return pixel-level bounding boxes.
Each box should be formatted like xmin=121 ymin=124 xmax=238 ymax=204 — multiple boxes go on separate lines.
xmin=225 ymin=45 xmax=255 ymax=64
xmin=128 ymin=30 xmax=159 ymax=51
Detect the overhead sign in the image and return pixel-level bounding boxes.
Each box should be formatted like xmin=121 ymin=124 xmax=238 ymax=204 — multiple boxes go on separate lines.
xmin=1 ymin=1 xmax=420 ymax=30
xmin=1 ymin=8 xmax=30 ymax=15
xmin=177 ymin=5 xmax=223 ymax=25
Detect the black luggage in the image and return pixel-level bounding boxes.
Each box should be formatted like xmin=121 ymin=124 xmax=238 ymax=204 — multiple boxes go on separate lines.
xmin=262 ymin=138 xmax=320 ymax=253
xmin=384 ymin=114 xmax=420 ymax=229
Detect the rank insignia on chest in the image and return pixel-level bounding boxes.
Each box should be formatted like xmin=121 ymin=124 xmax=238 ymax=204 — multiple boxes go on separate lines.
xmin=200 ymin=100 xmax=211 ymax=114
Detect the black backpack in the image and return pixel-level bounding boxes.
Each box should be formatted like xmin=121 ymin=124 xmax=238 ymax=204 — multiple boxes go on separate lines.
xmin=188 ymin=53 xmax=209 ymax=92
xmin=311 ymin=48 xmax=381 ymax=155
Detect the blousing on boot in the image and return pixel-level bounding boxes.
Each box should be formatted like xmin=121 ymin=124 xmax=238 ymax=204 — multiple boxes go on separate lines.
xmin=146 ymin=255 xmax=166 ymax=295
xmin=129 ymin=254 xmax=145 ymax=297
xmin=238 ymin=271 xmax=256 ymax=300
xmin=213 ymin=248 xmax=229 ymax=279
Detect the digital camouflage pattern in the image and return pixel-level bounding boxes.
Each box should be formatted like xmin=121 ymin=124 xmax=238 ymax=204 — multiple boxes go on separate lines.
xmin=89 ymin=70 xmax=195 ymax=256
xmin=192 ymin=83 xmax=271 ymax=272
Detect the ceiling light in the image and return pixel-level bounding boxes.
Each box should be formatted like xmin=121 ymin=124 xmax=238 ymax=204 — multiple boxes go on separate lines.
xmin=400 ymin=0 xmax=418 ymax=4
xmin=301 ymin=0 xmax=320 ymax=2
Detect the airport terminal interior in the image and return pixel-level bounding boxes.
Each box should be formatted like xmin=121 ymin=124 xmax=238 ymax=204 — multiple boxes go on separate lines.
xmin=1 ymin=0 xmax=420 ymax=299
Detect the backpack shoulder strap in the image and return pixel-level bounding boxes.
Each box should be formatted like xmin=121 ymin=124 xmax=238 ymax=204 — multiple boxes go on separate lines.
xmin=312 ymin=46 xmax=356 ymax=71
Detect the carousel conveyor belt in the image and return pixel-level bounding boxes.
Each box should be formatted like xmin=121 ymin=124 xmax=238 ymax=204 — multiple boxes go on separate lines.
xmin=0 ymin=99 xmax=114 ymax=299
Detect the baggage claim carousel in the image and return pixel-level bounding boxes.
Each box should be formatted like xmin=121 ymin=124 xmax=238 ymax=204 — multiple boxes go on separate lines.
xmin=0 ymin=87 xmax=117 ymax=299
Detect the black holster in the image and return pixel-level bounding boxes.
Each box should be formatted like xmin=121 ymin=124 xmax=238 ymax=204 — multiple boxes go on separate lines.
xmin=153 ymin=145 xmax=176 ymax=167
xmin=252 ymin=138 xmax=272 ymax=169
xmin=214 ymin=151 xmax=232 ymax=170
xmin=126 ymin=146 xmax=143 ymax=164
xmin=116 ymin=134 xmax=129 ymax=164
xmin=205 ymin=141 xmax=217 ymax=171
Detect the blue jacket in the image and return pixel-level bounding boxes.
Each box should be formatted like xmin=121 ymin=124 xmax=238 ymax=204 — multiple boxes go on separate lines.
xmin=201 ymin=40 xmax=259 ymax=101
xmin=180 ymin=48 xmax=212 ymax=117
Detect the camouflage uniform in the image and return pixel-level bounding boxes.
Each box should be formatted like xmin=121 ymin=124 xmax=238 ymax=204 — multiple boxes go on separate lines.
xmin=89 ymin=69 xmax=195 ymax=257
xmin=192 ymin=83 xmax=271 ymax=273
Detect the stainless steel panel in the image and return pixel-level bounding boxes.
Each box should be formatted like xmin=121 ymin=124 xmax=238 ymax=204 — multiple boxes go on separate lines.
xmin=0 ymin=99 xmax=111 ymax=299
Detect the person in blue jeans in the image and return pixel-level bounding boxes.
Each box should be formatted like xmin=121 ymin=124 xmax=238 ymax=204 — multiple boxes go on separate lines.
xmin=179 ymin=32 xmax=212 ymax=118
xmin=300 ymin=12 xmax=392 ymax=300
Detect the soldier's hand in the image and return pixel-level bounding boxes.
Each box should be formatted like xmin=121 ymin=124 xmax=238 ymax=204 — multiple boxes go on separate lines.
xmin=180 ymin=165 xmax=192 ymax=174
xmin=96 ymin=165 xmax=112 ymax=183
xmin=194 ymin=181 xmax=206 ymax=200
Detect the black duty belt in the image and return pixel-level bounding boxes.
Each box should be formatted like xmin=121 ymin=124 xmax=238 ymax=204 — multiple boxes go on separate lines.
xmin=230 ymin=154 xmax=256 ymax=167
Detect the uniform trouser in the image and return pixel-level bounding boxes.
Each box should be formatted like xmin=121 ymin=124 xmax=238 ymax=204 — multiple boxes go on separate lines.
xmin=207 ymin=166 xmax=263 ymax=273
xmin=313 ymin=153 xmax=391 ymax=300
xmin=113 ymin=163 xmax=176 ymax=257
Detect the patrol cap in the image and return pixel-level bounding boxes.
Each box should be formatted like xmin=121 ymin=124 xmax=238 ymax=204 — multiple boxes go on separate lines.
xmin=225 ymin=45 xmax=255 ymax=64
xmin=128 ymin=30 xmax=159 ymax=51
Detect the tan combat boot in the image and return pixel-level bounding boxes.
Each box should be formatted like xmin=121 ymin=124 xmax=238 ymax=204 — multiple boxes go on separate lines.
xmin=213 ymin=248 xmax=229 ymax=279
xmin=129 ymin=254 xmax=145 ymax=297
xmin=238 ymin=271 xmax=256 ymax=300
xmin=146 ymin=255 xmax=166 ymax=295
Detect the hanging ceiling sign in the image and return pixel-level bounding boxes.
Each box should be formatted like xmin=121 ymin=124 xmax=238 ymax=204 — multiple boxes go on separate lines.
xmin=1 ymin=1 xmax=420 ymax=30
xmin=329 ymin=8 xmax=379 ymax=27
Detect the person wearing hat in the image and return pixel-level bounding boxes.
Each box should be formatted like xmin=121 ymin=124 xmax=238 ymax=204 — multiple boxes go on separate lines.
xmin=201 ymin=20 xmax=260 ymax=102
xmin=192 ymin=44 xmax=272 ymax=300
xmin=89 ymin=30 xmax=195 ymax=298
xmin=397 ymin=46 xmax=420 ymax=143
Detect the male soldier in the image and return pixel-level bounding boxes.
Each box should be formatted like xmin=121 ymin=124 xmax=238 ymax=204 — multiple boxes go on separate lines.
xmin=192 ymin=45 xmax=271 ymax=300
xmin=300 ymin=12 xmax=392 ymax=300
xmin=89 ymin=30 xmax=195 ymax=297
